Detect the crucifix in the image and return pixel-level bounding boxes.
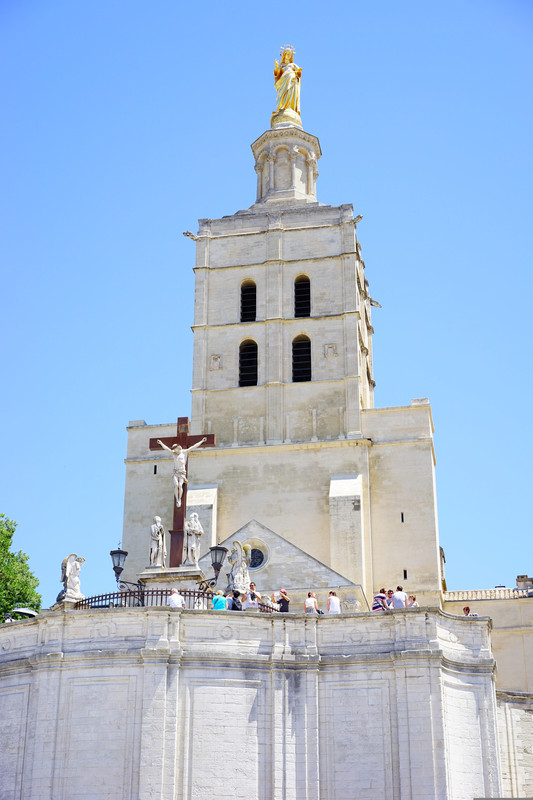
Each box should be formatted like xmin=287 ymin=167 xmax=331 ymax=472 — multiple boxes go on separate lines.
xmin=149 ymin=417 xmax=215 ymax=567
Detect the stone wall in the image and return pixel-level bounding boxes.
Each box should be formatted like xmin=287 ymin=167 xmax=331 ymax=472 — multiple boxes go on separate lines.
xmin=122 ymin=403 xmax=443 ymax=603
xmin=444 ymin=595 xmax=533 ymax=692
xmin=0 ymin=607 xmax=514 ymax=800
xmin=497 ymin=691 xmax=533 ymax=797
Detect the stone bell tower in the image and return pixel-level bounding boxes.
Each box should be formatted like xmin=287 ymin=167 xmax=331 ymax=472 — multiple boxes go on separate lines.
xmin=189 ymin=112 xmax=375 ymax=447
xmin=123 ymin=48 xmax=441 ymax=604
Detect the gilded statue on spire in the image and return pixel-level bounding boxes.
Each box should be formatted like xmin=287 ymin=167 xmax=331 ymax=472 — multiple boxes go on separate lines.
xmin=272 ymin=46 xmax=302 ymax=128
xmin=274 ymin=45 xmax=301 ymax=113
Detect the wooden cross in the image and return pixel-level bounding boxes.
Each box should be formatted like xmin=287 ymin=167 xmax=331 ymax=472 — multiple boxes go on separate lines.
xmin=149 ymin=417 xmax=215 ymax=567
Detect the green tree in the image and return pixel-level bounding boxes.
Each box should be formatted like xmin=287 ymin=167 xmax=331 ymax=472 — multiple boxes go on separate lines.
xmin=0 ymin=514 xmax=41 ymax=618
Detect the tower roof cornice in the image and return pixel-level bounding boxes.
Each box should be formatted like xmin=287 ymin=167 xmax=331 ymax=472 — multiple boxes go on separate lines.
xmin=251 ymin=126 xmax=322 ymax=158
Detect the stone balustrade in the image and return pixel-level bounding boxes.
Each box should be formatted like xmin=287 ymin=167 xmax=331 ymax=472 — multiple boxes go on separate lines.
xmin=445 ymin=588 xmax=530 ymax=601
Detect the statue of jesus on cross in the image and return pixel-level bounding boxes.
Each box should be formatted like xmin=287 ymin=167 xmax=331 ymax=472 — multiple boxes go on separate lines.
xmin=150 ymin=417 xmax=215 ymax=568
xmin=156 ymin=436 xmax=207 ymax=509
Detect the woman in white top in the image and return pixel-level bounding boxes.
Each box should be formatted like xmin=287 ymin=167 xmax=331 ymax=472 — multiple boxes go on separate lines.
xmin=327 ymin=591 xmax=341 ymax=614
xmin=304 ymin=592 xmax=319 ymax=614
xmin=241 ymin=582 xmax=261 ymax=610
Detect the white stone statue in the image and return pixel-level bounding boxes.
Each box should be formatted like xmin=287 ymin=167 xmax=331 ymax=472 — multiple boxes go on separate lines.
xmin=156 ymin=437 xmax=207 ymax=508
xmin=183 ymin=512 xmax=203 ymax=568
xmin=226 ymin=541 xmax=251 ymax=594
xmin=149 ymin=516 xmax=167 ymax=567
xmin=57 ymin=554 xmax=85 ymax=602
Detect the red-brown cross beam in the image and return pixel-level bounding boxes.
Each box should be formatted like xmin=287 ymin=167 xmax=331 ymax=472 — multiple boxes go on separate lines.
xmin=149 ymin=417 xmax=215 ymax=567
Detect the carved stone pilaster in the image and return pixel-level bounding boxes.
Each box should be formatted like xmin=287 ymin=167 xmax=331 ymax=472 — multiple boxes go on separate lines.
xmin=266 ymin=152 xmax=275 ymax=193
xmin=254 ymin=162 xmax=263 ymax=200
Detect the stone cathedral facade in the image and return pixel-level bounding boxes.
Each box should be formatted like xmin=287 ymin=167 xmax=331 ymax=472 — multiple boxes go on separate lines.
xmin=122 ymin=102 xmax=442 ymax=608
xmin=1 ymin=55 xmax=532 ymax=800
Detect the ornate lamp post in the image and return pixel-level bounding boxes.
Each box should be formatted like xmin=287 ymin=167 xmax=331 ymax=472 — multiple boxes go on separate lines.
xmin=109 ymin=545 xmax=143 ymax=591
xmin=197 ymin=546 xmax=228 ymax=592
xmin=110 ymin=545 xmax=127 ymax=585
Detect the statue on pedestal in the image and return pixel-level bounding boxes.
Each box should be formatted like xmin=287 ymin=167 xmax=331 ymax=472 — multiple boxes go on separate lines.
xmin=183 ymin=512 xmax=203 ymax=568
xmin=149 ymin=516 xmax=167 ymax=568
xmin=57 ymin=554 xmax=85 ymax=602
xmin=274 ymin=46 xmax=302 ymax=114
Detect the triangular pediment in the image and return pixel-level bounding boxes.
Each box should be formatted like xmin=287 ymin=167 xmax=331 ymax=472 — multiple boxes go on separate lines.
xmin=198 ymin=518 xmax=358 ymax=594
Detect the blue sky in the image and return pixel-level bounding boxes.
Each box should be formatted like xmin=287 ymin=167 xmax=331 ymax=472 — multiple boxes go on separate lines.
xmin=1 ymin=0 xmax=531 ymax=608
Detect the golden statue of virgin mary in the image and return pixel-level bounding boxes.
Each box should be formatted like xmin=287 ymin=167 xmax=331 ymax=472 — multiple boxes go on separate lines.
xmin=273 ymin=46 xmax=302 ymax=115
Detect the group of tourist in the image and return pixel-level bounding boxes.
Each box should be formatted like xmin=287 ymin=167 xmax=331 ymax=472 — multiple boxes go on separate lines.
xmin=168 ymin=583 xmax=478 ymax=616
xmin=167 ymin=585 xmax=344 ymax=613
xmin=212 ymin=581 xmax=266 ymax=611
xmin=210 ymin=584 xmax=291 ymax=612
xmin=372 ymin=585 xmax=419 ymax=611
xmin=304 ymin=591 xmax=342 ymax=615
xmin=168 ymin=582 xmax=267 ymax=611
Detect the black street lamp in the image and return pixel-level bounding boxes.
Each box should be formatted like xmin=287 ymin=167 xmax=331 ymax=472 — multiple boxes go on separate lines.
xmin=197 ymin=546 xmax=228 ymax=592
xmin=109 ymin=545 xmax=143 ymax=591
xmin=110 ymin=546 xmax=128 ymax=584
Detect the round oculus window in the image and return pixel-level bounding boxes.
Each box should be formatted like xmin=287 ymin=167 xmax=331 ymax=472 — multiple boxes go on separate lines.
xmin=249 ymin=548 xmax=265 ymax=569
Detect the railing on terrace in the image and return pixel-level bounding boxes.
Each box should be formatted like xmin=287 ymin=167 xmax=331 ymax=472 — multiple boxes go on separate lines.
xmin=444 ymin=588 xmax=531 ymax=601
xmin=74 ymin=589 xmax=276 ymax=612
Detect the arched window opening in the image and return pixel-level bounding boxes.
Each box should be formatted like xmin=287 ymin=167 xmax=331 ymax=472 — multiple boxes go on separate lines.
xmin=294 ymin=276 xmax=310 ymax=318
xmin=240 ymin=281 xmax=256 ymax=322
xmin=239 ymin=340 xmax=258 ymax=386
xmin=292 ymin=336 xmax=311 ymax=382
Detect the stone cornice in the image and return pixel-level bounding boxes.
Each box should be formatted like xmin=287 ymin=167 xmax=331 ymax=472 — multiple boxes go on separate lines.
xmin=0 ymin=608 xmax=493 ymax=671
xmin=251 ymin=126 xmax=322 ymax=158
xmin=190 ymin=309 xmax=359 ymax=330
xmin=194 ymin=219 xmax=355 ymax=241
xmin=189 ymin=375 xmax=363 ymax=396
xmin=193 ymin=249 xmax=358 ymax=271
xmin=125 ymin=437 xmax=372 ymax=464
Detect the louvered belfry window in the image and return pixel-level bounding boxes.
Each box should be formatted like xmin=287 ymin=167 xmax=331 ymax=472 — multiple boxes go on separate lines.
xmin=239 ymin=340 xmax=258 ymax=386
xmin=241 ymin=281 xmax=256 ymax=322
xmin=292 ymin=336 xmax=311 ymax=382
xmin=294 ymin=276 xmax=310 ymax=317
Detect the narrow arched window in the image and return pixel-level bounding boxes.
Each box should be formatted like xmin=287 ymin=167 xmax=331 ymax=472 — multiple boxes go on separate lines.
xmin=292 ymin=335 xmax=311 ymax=382
xmin=294 ymin=276 xmax=310 ymax=318
xmin=239 ymin=340 xmax=258 ymax=386
xmin=241 ymin=281 xmax=256 ymax=322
